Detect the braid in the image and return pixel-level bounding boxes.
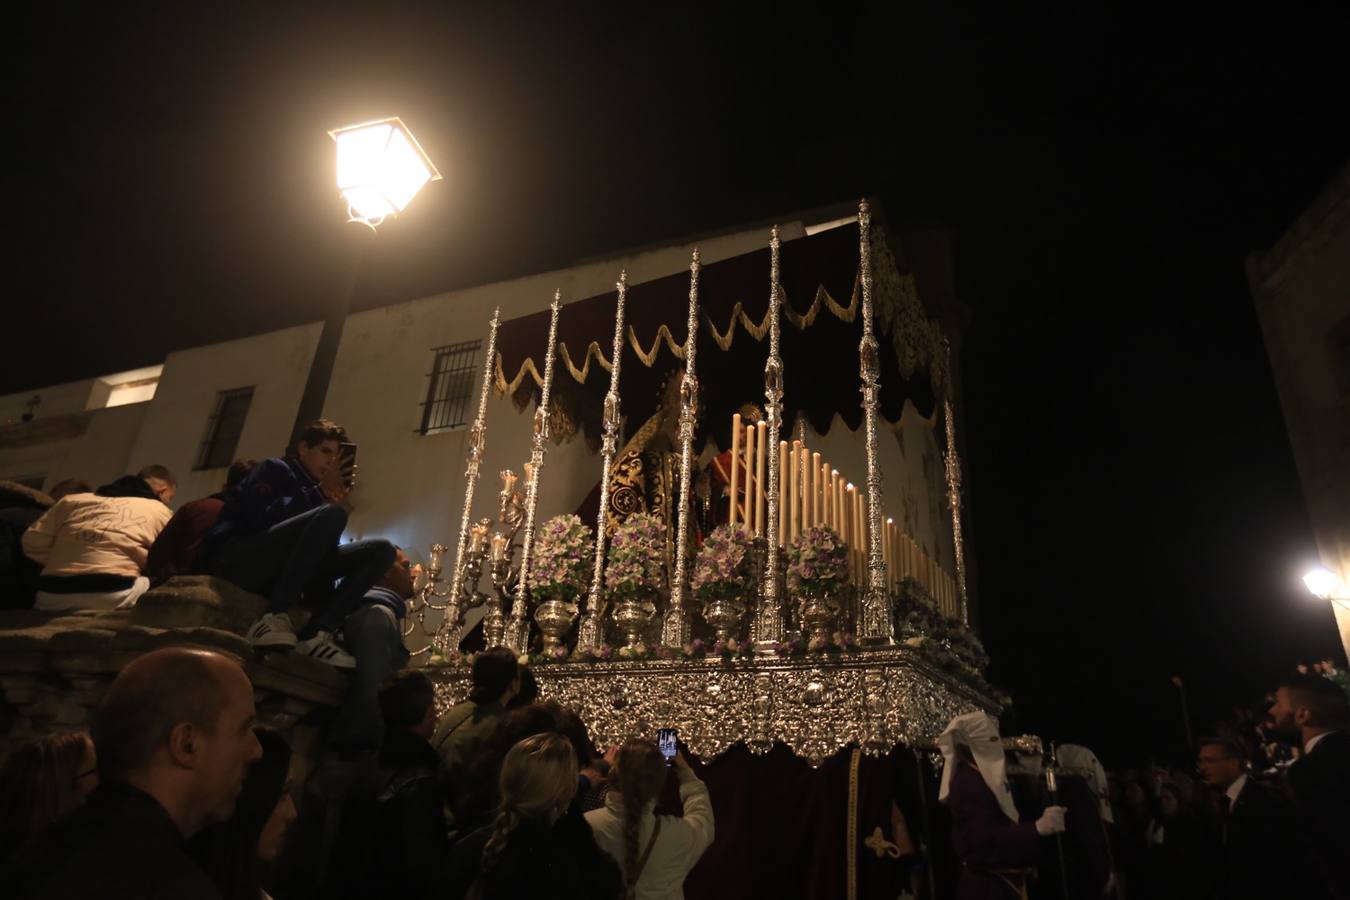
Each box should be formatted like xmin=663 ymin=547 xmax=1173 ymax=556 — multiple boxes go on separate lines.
xmin=614 ymin=738 xmax=668 ymax=897
xmin=623 ymin=800 xmax=642 ymax=897
xmin=480 ymin=805 xmax=518 ymax=873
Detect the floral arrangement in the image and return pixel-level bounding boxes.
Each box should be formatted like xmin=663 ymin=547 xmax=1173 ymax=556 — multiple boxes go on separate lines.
xmin=786 ymin=525 xmax=849 ymax=595
xmin=569 ymin=637 xmax=755 ymax=663
xmin=529 ymin=514 xmax=593 ymax=601
xmin=691 ymin=524 xmax=756 ymax=602
xmin=604 ymin=512 xmax=666 ymax=601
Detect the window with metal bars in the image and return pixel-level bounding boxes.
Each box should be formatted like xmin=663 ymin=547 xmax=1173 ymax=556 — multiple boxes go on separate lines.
xmin=419 ymin=340 xmax=480 ymax=434
xmin=196 ymin=387 xmax=255 ymax=470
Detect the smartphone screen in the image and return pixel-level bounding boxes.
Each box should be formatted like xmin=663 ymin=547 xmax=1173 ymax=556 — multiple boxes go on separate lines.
xmin=657 ymin=728 xmax=678 ymax=764
xmin=338 ymin=442 xmax=358 ymax=487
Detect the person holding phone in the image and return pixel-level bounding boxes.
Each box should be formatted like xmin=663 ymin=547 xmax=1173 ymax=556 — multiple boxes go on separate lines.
xmin=205 ymin=418 xmax=395 ymax=668
xmin=584 ymin=737 xmax=715 ymax=900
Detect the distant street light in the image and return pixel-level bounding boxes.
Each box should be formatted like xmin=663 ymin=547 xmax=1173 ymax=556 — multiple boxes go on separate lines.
xmin=1304 ymin=566 xmax=1349 ymax=606
xmin=289 ymin=117 xmax=440 ymax=448
xmin=329 ymin=117 xmax=441 ymax=227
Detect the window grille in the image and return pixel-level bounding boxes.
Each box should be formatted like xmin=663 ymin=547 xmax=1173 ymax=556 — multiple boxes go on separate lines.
xmin=419 ymin=340 xmax=480 ymax=434
xmin=196 ymin=387 xmax=254 ymax=470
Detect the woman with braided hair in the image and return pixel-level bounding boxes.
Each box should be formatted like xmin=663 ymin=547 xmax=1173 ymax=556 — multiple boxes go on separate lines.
xmin=585 ymin=738 xmax=715 ymax=900
xmin=447 ymin=731 xmax=621 ymax=900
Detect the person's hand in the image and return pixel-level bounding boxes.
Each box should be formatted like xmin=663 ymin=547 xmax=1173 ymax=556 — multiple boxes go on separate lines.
xmin=580 ymin=766 xmax=607 ymax=787
xmin=673 ymin=750 xmax=691 ymax=771
xmin=603 ymin=744 xmax=621 ymax=767
xmin=320 ymin=466 xmax=351 ymax=504
xmin=1035 ymin=806 xmax=1067 ymax=836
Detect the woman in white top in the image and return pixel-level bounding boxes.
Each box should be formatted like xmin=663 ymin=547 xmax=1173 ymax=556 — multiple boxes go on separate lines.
xmin=584 ymin=739 xmax=714 ymax=900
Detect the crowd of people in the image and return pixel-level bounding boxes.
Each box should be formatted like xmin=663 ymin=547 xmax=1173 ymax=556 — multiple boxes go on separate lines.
xmin=0 ymin=417 xmax=1346 ymax=899
xmin=938 ymin=674 xmax=1349 ymax=900
xmin=0 ymin=645 xmax=716 ymax=900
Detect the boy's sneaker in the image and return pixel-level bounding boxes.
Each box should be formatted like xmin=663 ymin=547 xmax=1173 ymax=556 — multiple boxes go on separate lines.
xmin=248 ymin=613 xmax=297 ymax=650
xmin=295 ymin=631 xmax=356 ymax=670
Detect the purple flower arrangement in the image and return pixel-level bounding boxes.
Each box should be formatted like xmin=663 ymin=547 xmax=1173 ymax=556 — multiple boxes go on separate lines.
xmin=786 ymin=525 xmax=849 ymax=595
xmin=691 ymin=524 xmax=755 ymax=602
xmin=604 ymin=512 xmax=666 ymax=600
xmin=530 ymin=514 xmax=593 ymax=601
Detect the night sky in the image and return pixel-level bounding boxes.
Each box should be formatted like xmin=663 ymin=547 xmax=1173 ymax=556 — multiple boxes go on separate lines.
xmin=8 ymin=3 xmax=1347 ymax=763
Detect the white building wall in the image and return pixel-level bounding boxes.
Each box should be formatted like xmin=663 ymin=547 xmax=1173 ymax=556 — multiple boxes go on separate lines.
xmin=127 ymin=324 xmax=322 ymax=507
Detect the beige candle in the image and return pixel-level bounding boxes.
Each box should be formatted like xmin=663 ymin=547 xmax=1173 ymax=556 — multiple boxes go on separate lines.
xmin=789 ymin=440 xmax=801 ymax=540
xmin=778 ymin=441 xmax=789 ymax=547
xmin=834 ymin=472 xmax=844 ymax=540
xmin=844 ymin=484 xmax=856 ymax=584
xmin=882 ymin=516 xmax=891 ymax=591
xmin=745 ymin=424 xmax=755 ymax=532
xmin=754 ymin=422 xmax=766 ymax=536
xmin=810 ymin=452 xmax=822 ymax=528
xmin=854 ymin=491 xmax=866 ymax=587
xmin=729 ymin=414 xmax=741 ymax=528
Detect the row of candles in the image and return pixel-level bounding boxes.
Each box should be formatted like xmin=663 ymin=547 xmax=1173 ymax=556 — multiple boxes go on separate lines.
xmin=727 ymin=412 xmax=960 ymax=616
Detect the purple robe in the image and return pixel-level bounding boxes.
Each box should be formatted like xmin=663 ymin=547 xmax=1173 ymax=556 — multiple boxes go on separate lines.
xmin=947 ymin=763 xmax=1042 ymax=900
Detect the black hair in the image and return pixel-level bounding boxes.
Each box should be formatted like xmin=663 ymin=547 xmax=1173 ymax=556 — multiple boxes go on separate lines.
xmin=379 ymin=670 xmax=435 ymax=731
xmin=1277 ymin=673 xmax=1350 ymax=728
xmin=469 ymin=647 xmax=519 ymax=705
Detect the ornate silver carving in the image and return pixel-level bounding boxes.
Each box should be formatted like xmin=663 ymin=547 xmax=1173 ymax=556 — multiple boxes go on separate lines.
xmin=754 ymin=227 xmax=786 ymax=649
xmin=580 ymin=271 xmax=628 ymax=651
xmin=662 ymin=251 xmax=700 ymax=647
xmin=433 ymin=308 xmax=501 ymax=654
xmin=427 ymin=649 xmax=996 ymax=768
xmin=506 ymin=294 xmax=562 ymax=653
xmin=856 ymin=200 xmax=893 ymax=644
xmin=942 ymin=343 xmax=970 ymax=626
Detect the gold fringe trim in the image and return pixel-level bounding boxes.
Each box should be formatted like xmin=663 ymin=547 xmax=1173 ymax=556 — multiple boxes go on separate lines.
xmin=496 ymin=281 xmax=861 ymax=395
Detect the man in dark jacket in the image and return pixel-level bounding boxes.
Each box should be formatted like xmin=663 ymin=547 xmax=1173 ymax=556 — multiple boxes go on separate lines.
xmin=147 ymin=460 xmax=254 ymax=584
xmin=3 ymin=647 xmax=263 ymax=899
xmin=1269 ymin=673 xmax=1350 ymax=899
xmin=207 ymin=419 xmax=394 ymax=669
xmin=324 ymin=670 xmax=450 ymax=899
xmin=1197 ymin=736 xmax=1299 ymax=900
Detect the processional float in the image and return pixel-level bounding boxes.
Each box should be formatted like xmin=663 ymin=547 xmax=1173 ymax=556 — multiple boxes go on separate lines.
xmin=407 ymin=201 xmax=995 ymax=766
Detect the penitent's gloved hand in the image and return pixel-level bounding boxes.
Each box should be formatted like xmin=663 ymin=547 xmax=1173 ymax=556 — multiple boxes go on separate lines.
xmin=1035 ymin=805 xmax=1067 ymax=835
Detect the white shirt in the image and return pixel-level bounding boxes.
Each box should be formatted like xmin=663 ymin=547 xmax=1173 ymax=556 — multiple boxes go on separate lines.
xmin=1225 ymin=773 xmax=1248 ymax=808
xmin=584 ymin=767 xmax=715 ymax=900
xmin=1304 ymin=730 xmax=1337 ymax=754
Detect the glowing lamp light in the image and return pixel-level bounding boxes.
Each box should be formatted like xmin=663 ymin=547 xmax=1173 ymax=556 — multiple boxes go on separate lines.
xmin=1303 ymin=567 xmax=1347 ymax=600
xmin=329 ymin=117 xmax=440 ymax=227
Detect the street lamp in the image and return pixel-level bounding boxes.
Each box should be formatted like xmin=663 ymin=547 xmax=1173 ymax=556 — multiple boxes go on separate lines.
xmin=289 ymin=117 xmax=440 ymax=447
xmin=1304 ymin=566 xmax=1349 ymax=606
xmin=329 ymin=117 xmax=441 ymax=228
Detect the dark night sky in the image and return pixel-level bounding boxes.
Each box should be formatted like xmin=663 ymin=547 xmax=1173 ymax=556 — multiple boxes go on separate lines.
xmin=7 ymin=3 xmax=1348 ymax=763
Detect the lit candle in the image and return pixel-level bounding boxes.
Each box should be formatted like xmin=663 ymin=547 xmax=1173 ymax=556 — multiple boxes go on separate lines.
xmin=883 ymin=517 xmax=892 ymax=591
xmin=730 ymin=413 xmax=741 ymax=528
xmin=754 ymin=422 xmax=766 ymax=537
xmin=490 ymin=532 xmax=509 ymax=562
xmin=500 ymin=469 xmax=518 ymax=496
xmin=745 ymin=423 xmax=755 ymax=533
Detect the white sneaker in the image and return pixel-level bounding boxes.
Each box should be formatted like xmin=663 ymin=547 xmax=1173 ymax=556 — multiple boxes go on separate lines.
xmin=295 ymin=632 xmax=356 ymax=670
xmin=248 ymin=613 xmax=297 ymax=649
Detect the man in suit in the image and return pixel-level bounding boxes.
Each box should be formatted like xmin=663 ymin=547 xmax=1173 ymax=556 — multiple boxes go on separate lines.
xmin=1268 ymin=672 xmax=1350 ymax=899
xmin=1197 ymin=736 xmax=1298 ymax=899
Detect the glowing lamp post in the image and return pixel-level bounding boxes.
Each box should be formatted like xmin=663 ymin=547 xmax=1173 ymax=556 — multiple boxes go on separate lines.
xmin=1304 ymin=567 xmax=1349 ymax=605
xmin=289 ymin=118 xmax=440 ymax=447
xmin=329 ymin=117 xmax=441 ymax=228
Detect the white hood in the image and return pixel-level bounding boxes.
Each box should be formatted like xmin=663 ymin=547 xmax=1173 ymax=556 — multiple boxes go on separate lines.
xmin=938 ymin=711 xmax=1020 ymax=824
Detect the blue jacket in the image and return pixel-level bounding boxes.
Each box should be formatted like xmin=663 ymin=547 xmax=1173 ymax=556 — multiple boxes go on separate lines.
xmin=206 ymin=457 xmax=327 ymax=548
